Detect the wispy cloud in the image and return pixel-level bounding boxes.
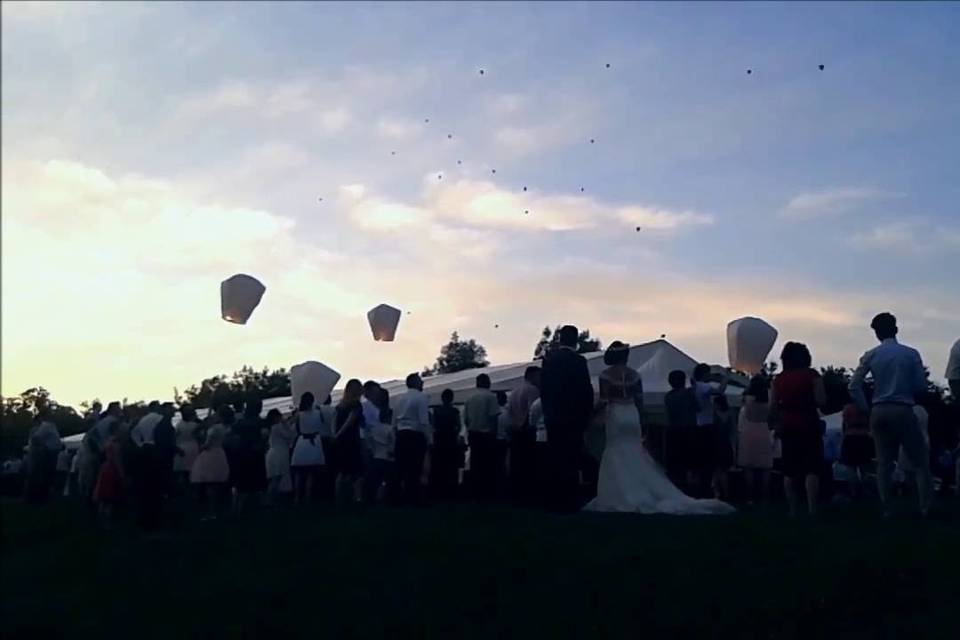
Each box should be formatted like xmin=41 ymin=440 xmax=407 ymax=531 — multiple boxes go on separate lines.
xmin=779 ymin=187 xmax=902 ymax=219
xmin=340 ymin=176 xmax=715 ymax=235
xmin=850 ymin=219 xmax=960 ymax=254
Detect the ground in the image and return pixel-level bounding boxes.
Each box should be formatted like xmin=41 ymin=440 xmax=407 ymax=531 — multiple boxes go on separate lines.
xmin=2 ymin=500 xmax=958 ymax=639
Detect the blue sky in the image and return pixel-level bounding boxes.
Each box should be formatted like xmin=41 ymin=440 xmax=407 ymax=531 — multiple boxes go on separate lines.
xmin=2 ymin=1 xmax=958 ymax=405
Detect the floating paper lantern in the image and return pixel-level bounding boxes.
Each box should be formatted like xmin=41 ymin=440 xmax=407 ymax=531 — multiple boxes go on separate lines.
xmin=220 ymin=274 xmax=266 ymax=325
xmin=727 ymin=317 xmax=778 ymax=374
xmin=290 ymin=361 xmax=341 ymax=408
xmin=367 ymin=303 xmax=402 ymax=342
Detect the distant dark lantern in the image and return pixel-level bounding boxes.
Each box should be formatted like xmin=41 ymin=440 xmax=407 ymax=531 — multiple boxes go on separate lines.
xmin=747 ymin=69 xmax=752 ymax=75
xmin=491 ymin=169 xmax=497 ymax=174
xmin=818 ymin=64 xmax=825 ymax=71
xmin=523 ymin=186 xmax=527 ymax=191
xmin=590 ymin=139 xmax=595 ymax=144
xmin=457 ymin=160 xmax=462 ymax=164
xmin=479 ymin=69 xmax=485 ymax=75
xmin=605 ymin=63 xmax=611 ymax=68
xmin=438 ymin=174 xmax=443 ymax=180
xmin=636 ymin=226 xmax=641 ymax=232
xmin=524 ymin=210 xmax=529 ymax=214
xmin=448 ymin=134 xmax=453 ymax=139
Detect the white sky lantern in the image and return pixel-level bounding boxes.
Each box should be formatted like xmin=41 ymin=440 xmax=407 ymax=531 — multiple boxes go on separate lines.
xmin=367 ymin=303 xmax=402 ymax=342
xmin=727 ymin=317 xmax=779 ymax=375
xmin=220 ymin=274 xmax=266 ymax=325
xmin=290 ymin=361 xmax=341 ymax=407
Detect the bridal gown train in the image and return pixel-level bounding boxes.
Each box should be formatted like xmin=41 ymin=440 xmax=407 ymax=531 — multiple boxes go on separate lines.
xmin=584 ymin=403 xmax=734 ymax=515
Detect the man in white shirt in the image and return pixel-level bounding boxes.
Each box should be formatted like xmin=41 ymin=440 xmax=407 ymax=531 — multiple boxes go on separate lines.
xmin=394 ymin=373 xmax=431 ymax=504
xmin=26 ymin=409 xmax=62 ymax=503
xmin=131 ymin=401 xmax=164 ymax=447
xmin=849 ymin=312 xmax=931 ymax=517
xmin=464 ymin=373 xmax=501 ymax=500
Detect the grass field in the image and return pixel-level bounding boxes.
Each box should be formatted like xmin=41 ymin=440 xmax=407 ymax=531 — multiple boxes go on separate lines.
xmin=2 ymin=499 xmax=958 ymax=639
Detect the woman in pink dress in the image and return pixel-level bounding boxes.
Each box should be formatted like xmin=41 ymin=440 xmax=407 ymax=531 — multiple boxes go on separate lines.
xmin=737 ymin=375 xmax=773 ymax=505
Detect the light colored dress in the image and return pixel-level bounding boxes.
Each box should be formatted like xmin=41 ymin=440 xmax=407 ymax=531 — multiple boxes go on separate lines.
xmin=265 ymin=419 xmax=296 ymax=492
xmin=173 ymin=420 xmax=200 ymax=473
xmin=291 ymin=409 xmax=326 ymax=468
xmin=190 ymin=424 xmax=230 ymax=484
xmin=737 ymin=396 xmax=774 ymax=470
xmin=584 ymin=366 xmax=735 ymax=515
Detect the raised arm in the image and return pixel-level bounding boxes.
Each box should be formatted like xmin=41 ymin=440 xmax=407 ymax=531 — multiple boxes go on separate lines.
xmin=910 ymin=348 xmax=927 ymax=396
xmin=633 ymin=375 xmax=644 ymax=415
xmin=849 ymin=351 xmax=871 ymax=411
xmin=813 ymin=374 xmax=827 ymax=409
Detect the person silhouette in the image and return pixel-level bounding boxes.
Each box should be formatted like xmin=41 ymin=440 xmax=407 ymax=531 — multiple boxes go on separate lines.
xmin=539 ymin=326 xmax=594 ymax=512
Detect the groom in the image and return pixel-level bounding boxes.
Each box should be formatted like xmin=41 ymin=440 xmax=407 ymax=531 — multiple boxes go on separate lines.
xmin=540 ymin=325 xmax=594 ymax=513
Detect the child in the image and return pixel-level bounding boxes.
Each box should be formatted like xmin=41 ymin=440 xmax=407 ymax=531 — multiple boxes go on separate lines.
xmin=712 ymin=395 xmax=734 ymax=501
xmin=367 ymin=389 xmax=396 ymax=503
xmin=664 ymin=370 xmax=699 ymax=489
xmin=737 ymin=375 xmax=773 ymax=505
xmin=840 ymin=386 xmax=874 ymax=500
xmin=93 ymin=423 xmax=125 ymax=528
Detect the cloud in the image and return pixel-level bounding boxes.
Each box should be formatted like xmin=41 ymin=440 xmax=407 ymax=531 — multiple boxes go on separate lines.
xmin=779 ymin=187 xmax=901 ymax=219
xmin=172 ymin=79 xmax=352 ymax=134
xmin=340 ymin=177 xmax=715 ymax=235
xmin=376 ymin=117 xmax=423 ymax=140
xmin=849 ymin=219 xmax=960 ymax=254
xmin=616 ymin=206 xmax=714 ymax=230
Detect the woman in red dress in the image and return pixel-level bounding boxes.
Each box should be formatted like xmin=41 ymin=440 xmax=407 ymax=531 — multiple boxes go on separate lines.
xmin=769 ymin=342 xmax=826 ymax=517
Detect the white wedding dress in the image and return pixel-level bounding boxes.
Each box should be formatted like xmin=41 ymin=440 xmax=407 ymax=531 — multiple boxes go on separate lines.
xmin=584 ymin=367 xmax=734 ymax=516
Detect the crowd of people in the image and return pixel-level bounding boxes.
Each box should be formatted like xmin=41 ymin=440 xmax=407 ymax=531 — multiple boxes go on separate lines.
xmin=19 ymin=313 xmax=960 ymax=526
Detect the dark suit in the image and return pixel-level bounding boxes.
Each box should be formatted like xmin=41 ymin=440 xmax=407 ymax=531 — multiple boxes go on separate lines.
xmin=540 ymin=347 xmax=594 ymax=512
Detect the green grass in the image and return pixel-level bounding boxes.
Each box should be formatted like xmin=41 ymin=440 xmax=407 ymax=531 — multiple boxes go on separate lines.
xmin=2 ymin=499 xmax=958 ymax=639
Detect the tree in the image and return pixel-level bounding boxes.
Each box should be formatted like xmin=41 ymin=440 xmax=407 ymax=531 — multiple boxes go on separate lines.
xmin=533 ymin=325 xmax=603 ymax=359
xmin=1 ymin=387 xmax=86 ymax=458
xmin=182 ymin=365 xmax=291 ymax=409
xmin=425 ymin=332 xmax=489 ymax=375
xmin=820 ymin=366 xmax=852 ymax=414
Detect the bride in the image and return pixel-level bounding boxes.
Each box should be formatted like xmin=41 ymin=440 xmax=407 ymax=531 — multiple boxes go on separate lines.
xmin=584 ymin=342 xmax=734 ymax=515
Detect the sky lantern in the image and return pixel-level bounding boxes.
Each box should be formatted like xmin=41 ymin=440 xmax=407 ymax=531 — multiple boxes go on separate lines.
xmin=727 ymin=317 xmax=778 ymax=374
xmin=220 ymin=274 xmax=265 ymax=325
xmin=367 ymin=303 xmax=402 ymax=342
xmin=290 ymin=361 xmax=341 ymax=408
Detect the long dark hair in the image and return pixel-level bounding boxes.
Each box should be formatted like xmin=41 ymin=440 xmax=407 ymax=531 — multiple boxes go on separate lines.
xmin=745 ymin=375 xmax=769 ymax=403
xmin=298 ymin=392 xmax=315 ymax=412
xmin=780 ymin=341 xmax=812 ymax=371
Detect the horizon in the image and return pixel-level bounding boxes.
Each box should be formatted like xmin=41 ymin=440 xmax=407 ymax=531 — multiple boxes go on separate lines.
xmin=2 ymin=1 xmax=958 ymax=407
